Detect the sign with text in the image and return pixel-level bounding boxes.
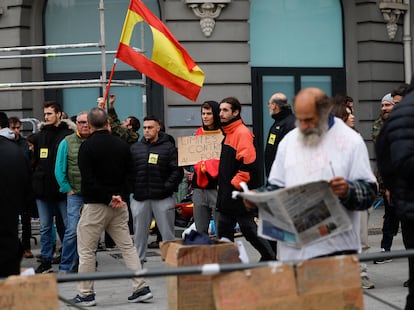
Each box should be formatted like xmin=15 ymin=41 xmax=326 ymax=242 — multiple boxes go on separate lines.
xmin=177 ymin=134 xmax=224 ymax=166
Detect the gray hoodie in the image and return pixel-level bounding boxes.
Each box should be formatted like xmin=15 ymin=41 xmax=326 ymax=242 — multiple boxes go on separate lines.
xmin=0 ymin=127 xmax=15 ymax=140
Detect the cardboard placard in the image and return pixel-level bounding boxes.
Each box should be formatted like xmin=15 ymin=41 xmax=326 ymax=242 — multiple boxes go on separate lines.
xmin=177 ymin=134 xmax=224 ymax=166
xmin=0 ymin=274 xmax=58 ymax=310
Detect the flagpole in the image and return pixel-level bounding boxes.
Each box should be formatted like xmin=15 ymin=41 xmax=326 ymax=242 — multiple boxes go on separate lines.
xmin=99 ymin=0 xmax=107 ymax=109
xmin=103 ymin=58 xmax=117 ymax=105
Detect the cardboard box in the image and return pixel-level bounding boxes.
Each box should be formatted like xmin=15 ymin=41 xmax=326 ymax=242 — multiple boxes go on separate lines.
xmin=212 ymin=263 xmax=300 ymax=310
xmin=0 ymin=274 xmax=58 ymax=310
xmin=160 ymin=240 xmax=241 ymax=310
xmin=212 ymin=255 xmax=363 ymax=310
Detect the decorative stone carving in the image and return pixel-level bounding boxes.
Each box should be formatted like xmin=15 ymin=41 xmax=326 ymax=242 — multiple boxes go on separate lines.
xmin=379 ymin=0 xmax=409 ymax=40
xmin=184 ymin=0 xmax=231 ymax=37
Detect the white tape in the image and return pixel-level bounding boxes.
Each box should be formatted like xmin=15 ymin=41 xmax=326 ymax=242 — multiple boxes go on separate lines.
xmin=201 ymin=264 xmax=220 ymax=275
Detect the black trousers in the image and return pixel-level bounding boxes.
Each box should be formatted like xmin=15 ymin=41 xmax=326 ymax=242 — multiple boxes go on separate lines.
xmin=217 ymin=211 xmax=276 ymax=261
xmin=401 ymin=219 xmax=414 ymax=310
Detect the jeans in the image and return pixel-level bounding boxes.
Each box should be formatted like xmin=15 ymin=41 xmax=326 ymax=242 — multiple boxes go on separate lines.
xmin=36 ymin=199 xmax=67 ymax=261
xmin=59 ymin=194 xmax=83 ymax=272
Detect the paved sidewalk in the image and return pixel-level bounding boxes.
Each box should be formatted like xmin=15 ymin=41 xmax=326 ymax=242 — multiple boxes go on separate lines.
xmin=20 ymin=205 xmax=408 ymax=309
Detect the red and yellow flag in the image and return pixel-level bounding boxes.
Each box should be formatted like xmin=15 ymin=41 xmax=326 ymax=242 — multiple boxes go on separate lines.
xmin=116 ymin=0 xmax=205 ymax=102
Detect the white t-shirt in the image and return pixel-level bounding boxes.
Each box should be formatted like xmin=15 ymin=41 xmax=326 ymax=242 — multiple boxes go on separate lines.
xmin=268 ymin=117 xmax=376 ymax=261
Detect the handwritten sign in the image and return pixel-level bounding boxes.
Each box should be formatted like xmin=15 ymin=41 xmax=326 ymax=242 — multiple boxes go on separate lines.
xmin=0 ymin=274 xmax=58 ymax=310
xmin=177 ymin=134 xmax=224 ymax=166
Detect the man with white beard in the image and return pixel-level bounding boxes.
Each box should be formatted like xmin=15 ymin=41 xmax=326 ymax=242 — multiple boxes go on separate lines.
xmin=246 ymin=87 xmax=377 ymax=261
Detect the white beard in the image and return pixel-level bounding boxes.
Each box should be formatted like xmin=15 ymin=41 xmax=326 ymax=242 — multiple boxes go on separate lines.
xmin=297 ymin=120 xmax=328 ymax=147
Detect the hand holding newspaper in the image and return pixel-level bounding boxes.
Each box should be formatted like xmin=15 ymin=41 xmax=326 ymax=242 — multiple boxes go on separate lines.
xmin=234 ymin=181 xmax=352 ymax=248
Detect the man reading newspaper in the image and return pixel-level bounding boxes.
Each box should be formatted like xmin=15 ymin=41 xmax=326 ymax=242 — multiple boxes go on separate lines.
xmin=244 ymin=88 xmax=377 ymax=261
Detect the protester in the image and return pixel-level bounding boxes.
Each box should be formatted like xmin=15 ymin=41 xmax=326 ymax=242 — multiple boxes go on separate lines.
xmin=333 ymin=95 xmax=375 ymax=289
xmin=264 ymin=92 xmax=295 ymax=178
xmin=216 ymin=97 xmax=276 ymax=261
xmin=130 ymin=115 xmax=183 ymax=264
xmin=0 ymin=112 xmax=31 ymax=277
xmin=245 ymin=88 xmax=377 ymax=261
xmin=192 ymin=100 xmax=222 ymax=234
xmin=9 ymin=116 xmax=35 ymax=258
xmin=72 ymin=108 xmax=152 ymax=306
xmin=32 ymin=101 xmax=74 ymax=273
xmin=55 ymin=111 xmax=90 ymax=274
xmin=97 ymin=94 xmax=140 ymax=144
xmin=97 ymin=94 xmax=139 ymax=246
xmin=375 ymin=79 xmax=414 ymax=309
xmin=372 ymin=93 xmax=399 ymax=265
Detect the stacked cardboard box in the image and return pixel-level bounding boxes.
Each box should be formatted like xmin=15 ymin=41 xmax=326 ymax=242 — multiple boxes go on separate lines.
xmin=161 ymin=240 xmax=241 ymax=310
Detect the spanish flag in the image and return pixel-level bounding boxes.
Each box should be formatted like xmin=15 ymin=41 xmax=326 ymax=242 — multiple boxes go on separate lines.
xmin=116 ymin=0 xmax=205 ymax=102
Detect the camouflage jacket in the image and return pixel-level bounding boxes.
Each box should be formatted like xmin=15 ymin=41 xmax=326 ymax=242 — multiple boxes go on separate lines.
xmin=108 ymin=107 xmax=139 ymax=145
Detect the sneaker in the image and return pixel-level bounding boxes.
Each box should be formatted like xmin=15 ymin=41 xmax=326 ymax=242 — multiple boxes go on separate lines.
xmin=148 ymin=241 xmax=160 ymax=249
xmin=70 ymin=294 xmax=96 ymax=307
xmin=373 ymin=249 xmax=392 ymax=264
xmin=52 ymin=255 xmax=61 ymax=264
xmin=361 ymin=276 xmax=375 ymax=289
xmin=23 ymin=249 xmax=34 ymax=258
xmin=127 ymin=286 xmax=153 ymax=303
xmin=35 ymin=260 xmax=53 ymax=274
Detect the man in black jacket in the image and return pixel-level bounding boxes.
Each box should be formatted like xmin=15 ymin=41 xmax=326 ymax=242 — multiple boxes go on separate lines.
xmin=130 ymin=115 xmax=183 ymax=264
xmin=376 ymin=80 xmax=414 ymax=310
xmin=264 ymin=92 xmax=296 ymax=178
xmin=0 ymin=111 xmax=30 ymax=277
xmin=72 ymin=108 xmax=152 ymax=307
xmin=32 ymin=101 xmax=74 ymax=273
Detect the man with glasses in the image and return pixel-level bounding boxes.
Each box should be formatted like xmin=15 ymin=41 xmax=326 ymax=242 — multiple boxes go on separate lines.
xmin=55 ymin=111 xmax=90 ymax=274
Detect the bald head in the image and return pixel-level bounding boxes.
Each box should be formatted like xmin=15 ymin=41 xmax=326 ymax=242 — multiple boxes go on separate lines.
xmin=268 ymin=92 xmax=289 ymax=116
xmin=293 ymin=88 xmax=332 ymax=146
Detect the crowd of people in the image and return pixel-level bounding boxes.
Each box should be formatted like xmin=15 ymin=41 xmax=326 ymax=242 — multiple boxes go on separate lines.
xmin=2 ymin=84 xmax=414 ymax=309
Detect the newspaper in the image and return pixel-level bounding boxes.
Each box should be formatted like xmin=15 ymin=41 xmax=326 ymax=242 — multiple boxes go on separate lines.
xmin=235 ymin=181 xmax=352 ymax=248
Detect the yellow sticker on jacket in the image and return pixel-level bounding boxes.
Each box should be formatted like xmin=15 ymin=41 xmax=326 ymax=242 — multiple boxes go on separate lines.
xmin=40 ymin=148 xmax=48 ymax=158
xmin=268 ymin=133 xmax=276 ymax=145
xmin=148 ymin=153 xmax=159 ymax=164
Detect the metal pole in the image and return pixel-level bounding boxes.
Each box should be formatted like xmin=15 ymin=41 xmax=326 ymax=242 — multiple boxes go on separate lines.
xmin=0 ymin=51 xmax=118 ymax=60
xmin=0 ymin=79 xmax=145 ymax=91
xmin=403 ymin=0 xmax=412 ymax=83
xmin=0 ymin=43 xmax=101 ymax=52
xmin=99 ymin=0 xmax=107 ymax=101
xmin=141 ymin=21 xmax=147 ymax=117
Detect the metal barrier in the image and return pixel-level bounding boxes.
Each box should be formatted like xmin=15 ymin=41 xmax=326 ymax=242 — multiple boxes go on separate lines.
xmin=51 ymin=249 xmax=414 ymax=309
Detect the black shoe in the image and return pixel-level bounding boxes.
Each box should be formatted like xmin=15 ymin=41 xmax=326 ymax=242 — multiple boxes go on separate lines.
xmin=52 ymin=255 xmax=61 ymax=264
xmin=70 ymin=294 xmax=96 ymax=307
xmin=404 ymin=280 xmax=410 ymax=287
xmin=35 ymin=260 xmax=53 ymax=274
xmin=148 ymin=241 xmax=160 ymax=249
xmin=128 ymin=286 xmax=153 ymax=303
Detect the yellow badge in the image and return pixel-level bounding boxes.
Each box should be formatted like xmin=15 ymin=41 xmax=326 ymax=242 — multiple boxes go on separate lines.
xmin=268 ymin=133 xmax=276 ymax=145
xmin=148 ymin=153 xmax=159 ymax=164
xmin=40 ymin=148 xmax=49 ymax=159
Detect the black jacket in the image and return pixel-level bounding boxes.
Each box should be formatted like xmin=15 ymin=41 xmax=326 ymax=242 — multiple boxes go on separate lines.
xmin=32 ymin=122 xmax=73 ymax=201
xmin=79 ymin=130 xmax=131 ymax=204
xmin=264 ymin=108 xmax=296 ymax=177
xmin=130 ymin=132 xmax=183 ymax=201
xmin=216 ymin=117 xmax=258 ymax=215
xmin=377 ymin=86 xmax=414 ymax=220
xmin=0 ymin=136 xmax=30 ymax=276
